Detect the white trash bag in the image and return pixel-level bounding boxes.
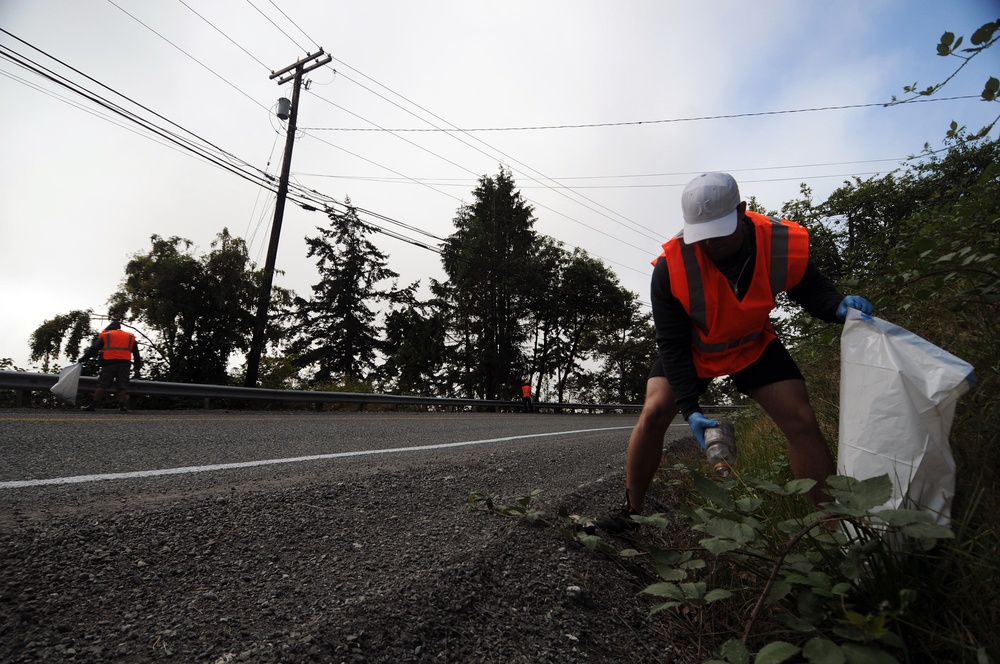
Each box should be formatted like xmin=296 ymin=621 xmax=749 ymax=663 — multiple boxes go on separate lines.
xmin=838 ymin=309 xmax=975 ymax=526
xmin=50 ymin=362 xmax=83 ymax=405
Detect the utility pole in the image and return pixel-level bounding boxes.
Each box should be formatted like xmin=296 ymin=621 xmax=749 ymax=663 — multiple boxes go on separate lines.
xmin=245 ymin=50 xmax=332 ymax=389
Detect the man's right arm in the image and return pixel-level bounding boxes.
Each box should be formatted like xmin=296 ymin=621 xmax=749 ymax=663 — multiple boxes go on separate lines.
xmin=651 ymin=258 xmax=702 ymax=418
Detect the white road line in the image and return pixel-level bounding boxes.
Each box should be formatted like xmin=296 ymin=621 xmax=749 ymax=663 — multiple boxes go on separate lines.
xmin=0 ymin=426 xmax=634 ymax=489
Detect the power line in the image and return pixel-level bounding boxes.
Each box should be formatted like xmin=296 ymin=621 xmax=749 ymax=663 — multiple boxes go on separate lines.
xmin=310 ymin=67 xmax=665 ymax=241
xmin=243 ymin=0 xmax=311 ymax=54
xmin=0 ymin=34 xmax=273 ymax=193
xmin=261 ymin=0 xmax=320 ymax=53
xmin=175 ymin=0 xmax=271 ymax=71
xmin=301 ymin=95 xmax=981 ymax=132
xmin=105 ymin=0 xmax=270 ymax=113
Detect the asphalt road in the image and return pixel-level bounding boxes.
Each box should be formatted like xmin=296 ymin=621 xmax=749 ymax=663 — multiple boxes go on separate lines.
xmin=0 ymin=409 xmax=688 ymax=522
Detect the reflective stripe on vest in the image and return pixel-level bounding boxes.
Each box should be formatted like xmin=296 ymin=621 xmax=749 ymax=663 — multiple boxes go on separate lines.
xmin=101 ymin=329 xmax=135 ymax=361
xmin=655 ymin=211 xmax=809 ymax=377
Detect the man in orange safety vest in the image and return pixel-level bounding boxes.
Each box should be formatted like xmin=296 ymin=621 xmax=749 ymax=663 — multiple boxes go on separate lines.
xmin=78 ymin=321 xmax=143 ymax=413
xmin=521 ymin=380 xmax=534 ymax=413
xmin=597 ymin=172 xmax=872 ymax=533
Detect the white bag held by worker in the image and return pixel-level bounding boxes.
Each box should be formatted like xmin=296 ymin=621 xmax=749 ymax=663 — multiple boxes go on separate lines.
xmin=838 ymin=309 xmax=975 ymax=526
xmin=50 ymin=362 xmax=83 ymax=405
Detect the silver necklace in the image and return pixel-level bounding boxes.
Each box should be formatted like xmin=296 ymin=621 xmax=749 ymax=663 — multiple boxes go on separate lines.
xmin=729 ymin=253 xmax=752 ymax=296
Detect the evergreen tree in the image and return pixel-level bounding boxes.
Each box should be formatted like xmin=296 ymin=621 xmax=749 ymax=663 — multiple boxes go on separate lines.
xmin=380 ymin=300 xmax=448 ymax=396
xmin=439 ymin=168 xmax=539 ymax=400
xmin=289 ymin=202 xmax=415 ymax=387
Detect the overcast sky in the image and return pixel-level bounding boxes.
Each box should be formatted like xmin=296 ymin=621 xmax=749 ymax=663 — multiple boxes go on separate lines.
xmin=1 ymin=0 xmax=997 ymax=371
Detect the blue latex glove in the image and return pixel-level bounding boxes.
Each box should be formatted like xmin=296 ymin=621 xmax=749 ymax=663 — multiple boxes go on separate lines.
xmin=687 ymin=412 xmax=719 ymax=450
xmin=836 ymin=295 xmax=873 ymax=321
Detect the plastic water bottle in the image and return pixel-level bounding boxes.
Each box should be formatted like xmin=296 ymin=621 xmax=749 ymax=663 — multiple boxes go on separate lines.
xmin=704 ymin=418 xmax=737 ymax=477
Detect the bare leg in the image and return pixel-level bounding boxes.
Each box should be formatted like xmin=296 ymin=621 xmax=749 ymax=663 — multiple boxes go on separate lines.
xmin=748 ymin=379 xmax=835 ymax=506
xmin=92 ymin=388 xmax=105 ymax=405
xmin=625 ymin=376 xmax=680 ymax=512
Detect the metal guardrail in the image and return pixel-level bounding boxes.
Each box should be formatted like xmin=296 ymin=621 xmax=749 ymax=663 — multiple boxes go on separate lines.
xmin=0 ymin=370 xmax=649 ymax=413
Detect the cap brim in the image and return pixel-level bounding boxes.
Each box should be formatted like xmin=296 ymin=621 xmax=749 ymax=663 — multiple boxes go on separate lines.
xmin=682 ymin=209 xmax=738 ymax=244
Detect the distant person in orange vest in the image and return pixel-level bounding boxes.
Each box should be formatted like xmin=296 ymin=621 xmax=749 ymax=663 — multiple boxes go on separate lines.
xmin=77 ymin=321 xmax=142 ymax=413
xmin=597 ymin=172 xmax=872 ymax=533
xmin=521 ymin=380 xmax=534 ymax=413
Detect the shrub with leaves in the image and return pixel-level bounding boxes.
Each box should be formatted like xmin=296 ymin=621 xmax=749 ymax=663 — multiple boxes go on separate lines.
xmin=469 ymin=469 xmax=996 ymax=663
xmin=634 ymin=469 xmax=995 ymax=664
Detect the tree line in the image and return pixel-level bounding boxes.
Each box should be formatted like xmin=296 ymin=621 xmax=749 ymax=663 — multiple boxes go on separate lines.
xmin=25 ymin=168 xmax=655 ymax=405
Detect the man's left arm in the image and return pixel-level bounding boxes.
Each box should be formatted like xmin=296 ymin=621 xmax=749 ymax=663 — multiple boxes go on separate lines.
xmin=786 ymin=262 xmax=841 ymax=322
xmin=786 ymin=262 xmax=865 ymax=323
xmin=132 ymin=341 xmax=143 ymax=376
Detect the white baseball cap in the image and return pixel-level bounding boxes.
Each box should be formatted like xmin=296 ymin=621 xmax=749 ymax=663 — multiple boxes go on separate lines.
xmin=681 ymin=172 xmax=741 ymax=244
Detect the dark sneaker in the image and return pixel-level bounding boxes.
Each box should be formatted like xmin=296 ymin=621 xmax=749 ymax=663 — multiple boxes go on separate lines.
xmin=593 ymin=489 xmax=641 ymax=534
xmin=81 ymin=404 xmax=96 ymax=412
xmin=119 ymin=406 xmax=130 ymax=413
xmin=595 ymin=508 xmax=641 ymax=534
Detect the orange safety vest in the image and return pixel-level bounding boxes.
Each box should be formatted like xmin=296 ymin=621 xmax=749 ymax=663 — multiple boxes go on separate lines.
xmin=656 ymin=211 xmax=809 ymax=378
xmin=521 ymin=384 xmax=531 ymax=398
xmin=101 ymin=329 xmax=136 ymax=361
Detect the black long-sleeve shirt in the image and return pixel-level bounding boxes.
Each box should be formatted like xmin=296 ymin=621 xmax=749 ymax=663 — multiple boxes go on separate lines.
xmin=651 ymin=217 xmax=843 ymax=418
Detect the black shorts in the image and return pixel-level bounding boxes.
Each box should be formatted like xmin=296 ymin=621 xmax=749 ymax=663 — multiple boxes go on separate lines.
xmin=96 ymin=361 xmax=132 ymax=391
xmin=649 ymin=338 xmax=804 ymax=397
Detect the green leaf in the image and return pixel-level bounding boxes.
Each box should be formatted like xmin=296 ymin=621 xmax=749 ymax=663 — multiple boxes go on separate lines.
xmin=827 ymin=475 xmax=893 ymax=514
xmin=971 ymin=20 xmax=1000 ymax=45
xmin=705 ymin=588 xmax=733 ymax=603
xmin=900 ymin=521 xmax=955 ymax=539
xmin=736 ymin=497 xmax=764 ymax=512
xmin=650 ymin=548 xmax=692 ymax=567
xmin=656 ymin=567 xmax=687 ymax=581
xmin=767 ymin=580 xmax=793 ymax=602
xmin=642 ymin=581 xmax=682 ymax=598
xmin=777 ymin=613 xmax=815 ymax=632
xmin=785 ymin=478 xmax=817 ymax=495
xmin=633 ymin=513 xmax=670 ymax=528
xmin=702 ymin=537 xmax=743 ymax=555
xmin=745 ymin=477 xmax=785 ymax=494
xmin=754 ymin=641 xmax=801 ymax=664
xmin=704 ymin=518 xmax=756 ymax=543
xmin=721 ymin=639 xmax=751 ymax=664
xmin=831 ymin=582 xmax=853 ymax=596
xmin=872 ymin=508 xmax=933 ymax=527
xmin=693 ymin=472 xmax=735 ymax=509
xmin=618 ymin=548 xmax=641 ymax=558
xmin=803 ymin=637 xmax=846 ymax=664
xmin=648 ymin=600 xmax=682 ymax=616
xmin=680 ymin=581 xmax=707 ymax=599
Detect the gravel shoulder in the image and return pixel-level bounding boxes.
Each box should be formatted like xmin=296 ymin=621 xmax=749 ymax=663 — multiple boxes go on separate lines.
xmin=1 ymin=414 xmax=715 ymax=663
